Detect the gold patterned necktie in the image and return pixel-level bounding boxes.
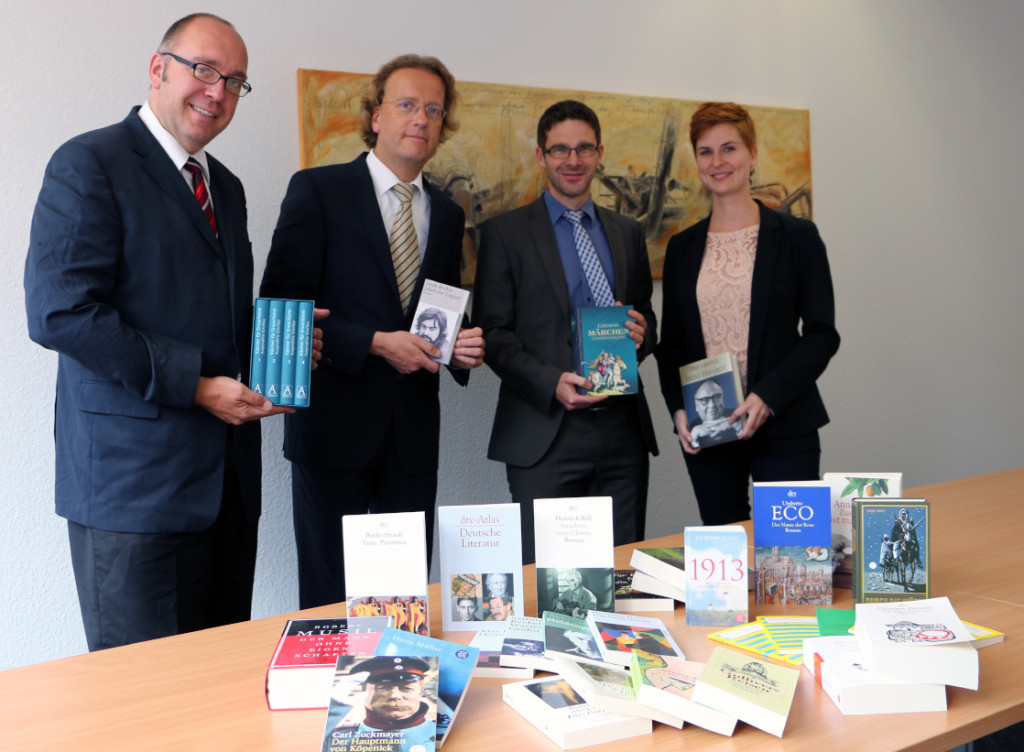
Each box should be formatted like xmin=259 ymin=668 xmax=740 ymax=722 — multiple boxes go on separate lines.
xmin=390 ymin=181 xmax=419 ymax=312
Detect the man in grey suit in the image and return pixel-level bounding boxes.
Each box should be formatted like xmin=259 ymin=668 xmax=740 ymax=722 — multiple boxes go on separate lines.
xmin=473 ymin=100 xmax=658 ymax=563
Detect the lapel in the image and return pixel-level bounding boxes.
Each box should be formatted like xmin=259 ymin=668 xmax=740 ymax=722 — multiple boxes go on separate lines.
xmin=525 ymin=197 xmax=571 ymax=319
xmin=747 ymin=201 xmax=780 ymax=379
xmin=351 ymin=154 xmax=408 ymax=314
xmin=594 ymin=205 xmax=628 ymax=302
xmin=208 ymin=156 xmax=239 ymax=334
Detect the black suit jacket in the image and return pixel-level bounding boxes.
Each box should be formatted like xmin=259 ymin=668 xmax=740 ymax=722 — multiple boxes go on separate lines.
xmin=656 ymin=201 xmax=840 ymax=439
xmin=473 ymin=197 xmax=658 ymax=467
xmin=260 ymin=153 xmax=468 ymax=473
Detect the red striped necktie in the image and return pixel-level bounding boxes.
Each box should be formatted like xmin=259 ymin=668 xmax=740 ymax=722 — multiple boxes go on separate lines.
xmin=184 ymin=157 xmax=218 ymax=236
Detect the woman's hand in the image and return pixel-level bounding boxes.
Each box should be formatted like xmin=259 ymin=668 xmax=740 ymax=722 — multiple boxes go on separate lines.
xmin=734 ymin=392 xmax=771 ymax=439
xmin=673 ymin=409 xmax=700 ymax=455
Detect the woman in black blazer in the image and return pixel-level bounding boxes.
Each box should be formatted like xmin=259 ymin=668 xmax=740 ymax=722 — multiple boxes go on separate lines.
xmin=656 ymin=102 xmax=840 ymax=524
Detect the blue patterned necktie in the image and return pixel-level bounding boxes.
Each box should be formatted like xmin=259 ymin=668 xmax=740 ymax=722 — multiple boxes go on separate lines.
xmin=564 ymin=210 xmax=614 ymax=306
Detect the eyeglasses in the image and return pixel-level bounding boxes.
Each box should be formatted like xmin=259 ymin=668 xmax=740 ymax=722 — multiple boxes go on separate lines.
xmin=161 ymin=52 xmax=252 ymax=97
xmin=543 ymin=144 xmax=599 ymax=160
xmin=382 ymin=99 xmax=446 ymax=120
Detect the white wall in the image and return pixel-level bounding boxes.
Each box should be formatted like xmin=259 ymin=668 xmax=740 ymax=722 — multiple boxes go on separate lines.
xmin=2 ymin=0 xmax=1021 ymax=670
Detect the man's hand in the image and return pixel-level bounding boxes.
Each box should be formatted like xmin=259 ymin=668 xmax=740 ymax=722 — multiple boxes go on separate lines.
xmin=555 ymin=371 xmax=609 ymax=411
xmin=450 ymin=326 xmax=485 ymax=369
xmin=310 ymin=307 xmax=329 ymax=370
xmin=370 ymin=330 xmax=441 ymax=374
xmin=673 ymin=409 xmax=700 ymax=454
xmin=194 ymin=375 xmax=293 ymax=425
xmin=734 ymin=392 xmax=771 ymax=439
xmin=616 ymin=301 xmax=646 ymax=350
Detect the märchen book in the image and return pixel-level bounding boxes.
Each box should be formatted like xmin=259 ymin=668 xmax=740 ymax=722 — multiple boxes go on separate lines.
xmin=824 ymin=473 xmax=902 ymax=589
xmin=535 ymin=497 xmax=614 ymax=618
xmin=543 ymin=610 xmax=607 ymax=669
xmin=679 ymin=353 xmax=745 ymax=448
xmin=707 ymin=622 xmax=802 ymax=667
xmin=342 ymin=511 xmax=430 ymax=635
xmin=692 ymin=646 xmax=800 ymax=738
xmin=854 ymin=597 xmax=978 ymax=690
xmin=571 ymin=305 xmax=638 ymax=396
xmin=499 ymin=615 xmax=557 ymax=672
xmin=502 ymin=676 xmax=652 ymax=750
xmin=585 ymin=609 xmax=683 ymax=667
xmin=437 ymin=503 xmax=523 ymax=632
xmin=629 ymin=650 xmax=738 ymax=736
xmin=613 ymin=570 xmax=674 ymax=612
xmin=321 ymin=655 xmax=438 ymax=752
xmin=683 ymin=525 xmax=747 ymax=626
xmin=469 ymin=623 xmax=533 ymax=679
xmin=552 ymin=654 xmax=683 ymax=727
xmin=629 ymin=546 xmax=686 ymax=591
xmin=753 ymin=481 xmax=833 ymax=606
xmin=410 ymin=279 xmax=470 ymax=365
xmin=630 ymin=570 xmax=686 ymax=603
xmin=803 ymin=635 xmax=947 ymax=715
xmin=373 ymin=628 xmax=479 ymax=747
xmin=852 ymin=498 xmax=930 ymax=603
xmin=266 ymin=616 xmax=390 ymax=710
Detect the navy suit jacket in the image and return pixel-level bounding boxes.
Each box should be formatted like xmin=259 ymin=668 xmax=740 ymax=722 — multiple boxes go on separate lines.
xmin=259 ymin=153 xmax=468 ymax=473
xmin=24 ymin=108 xmax=260 ymax=533
xmin=473 ymin=197 xmax=659 ymax=467
xmin=656 ymin=201 xmax=840 ymax=439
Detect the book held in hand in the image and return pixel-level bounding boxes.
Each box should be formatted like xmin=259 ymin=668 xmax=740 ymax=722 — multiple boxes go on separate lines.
xmin=684 ymin=525 xmax=747 ymax=626
xmin=571 ymin=306 xmax=638 ymax=396
xmin=824 ymin=472 xmax=903 ymax=589
xmin=852 ymin=497 xmax=929 ymax=603
xmin=250 ymin=297 xmax=314 ymax=406
xmin=679 ymin=352 xmax=744 ymax=448
xmin=410 ymin=279 xmax=470 ymax=365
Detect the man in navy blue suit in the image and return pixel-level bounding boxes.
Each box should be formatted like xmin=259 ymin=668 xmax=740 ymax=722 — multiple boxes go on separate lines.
xmin=24 ymin=14 xmax=290 ymax=650
xmin=260 ymin=55 xmax=485 ymax=609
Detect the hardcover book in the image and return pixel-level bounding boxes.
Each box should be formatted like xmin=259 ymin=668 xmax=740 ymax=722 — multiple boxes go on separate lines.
xmin=534 ymin=497 xmax=614 ymax=618
xmin=264 ymin=298 xmax=284 ymax=402
xmin=613 ymin=570 xmax=674 ymax=612
xmin=293 ymin=300 xmax=313 ymax=407
xmin=570 ymin=305 xmax=638 ymax=396
xmin=250 ymin=297 xmax=314 ymax=406
xmin=683 ymin=526 xmax=747 ymax=626
xmin=753 ymin=482 xmax=833 ymax=606
xmin=250 ymin=297 xmax=269 ymax=396
xmin=469 ymin=624 xmax=533 ymax=680
xmin=552 ymin=654 xmax=683 ymax=727
xmin=437 ymin=503 xmax=523 ymax=632
xmin=824 ymin=472 xmax=903 ymax=589
xmin=543 ymin=610 xmax=606 ymax=668
xmin=629 ymin=650 xmax=738 ymax=736
xmin=342 ymin=511 xmax=430 ymax=635
xmin=585 ymin=609 xmax=683 ymax=667
xmin=852 ymin=498 xmax=929 ymax=603
xmin=279 ymin=299 xmax=298 ymax=405
xmin=679 ymin=352 xmax=745 ymax=448
xmin=499 ymin=615 xmax=557 ymax=673
xmin=410 ymin=279 xmax=470 ymax=365
xmin=266 ymin=617 xmax=390 ymax=710
xmin=629 ymin=547 xmax=686 ymax=591
xmin=502 ymin=676 xmax=652 ymax=750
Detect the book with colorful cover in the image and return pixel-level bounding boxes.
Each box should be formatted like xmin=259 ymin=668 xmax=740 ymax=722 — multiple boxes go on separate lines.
xmin=683 ymin=525 xmax=747 ymax=626
xmin=410 ymin=279 xmax=470 ymax=365
xmin=469 ymin=624 xmax=533 ymax=679
xmin=552 ymin=655 xmax=683 ymax=727
xmin=584 ymin=609 xmax=683 ymax=667
xmin=613 ymin=570 xmax=674 ymax=612
xmin=816 ymin=607 xmax=855 ymax=637
xmin=571 ymin=306 xmax=638 ymax=396
xmin=963 ymin=620 xmax=1005 ymax=649
xmin=629 ymin=650 xmax=737 ymax=736
xmin=852 ymin=498 xmax=930 ymax=603
xmin=499 ymin=615 xmax=557 ymax=672
xmin=543 ymin=610 xmax=606 ymax=669
xmin=679 ymin=353 xmax=745 ymax=449
xmin=629 ymin=547 xmax=686 ymax=591
xmin=707 ymin=622 xmax=802 ymax=667
xmin=535 ymin=497 xmax=614 ymax=618
xmin=437 ymin=503 xmax=523 ymax=632
xmin=756 ymin=616 xmax=820 ymax=658
xmin=824 ymin=473 xmax=903 ymax=589
xmin=753 ymin=482 xmax=833 ymax=606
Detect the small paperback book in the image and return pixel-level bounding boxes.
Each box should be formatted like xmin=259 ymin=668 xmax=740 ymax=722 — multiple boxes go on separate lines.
xmin=613 ymin=570 xmax=674 ymax=612
xmin=629 ymin=569 xmax=686 ymax=603
xmin=824 ymin=472 xmax=903 ymax=589
xmin=437 ymin=503 xmax=523 ymax=632
xmin=585 ymin=609 xmax=683 ymax=667
xmin=683 ymin=525 xmax=748 ymax=626
xmin=502 ymin=675 xmax=652 ymax=750
xmin=679 ymin=352 xmax=744 ymax=448
xmin=753 ymin=482 xmax=833 ymax=606
xmin=693 ymin=646 xmax=800 ymax=738
xmin=321 ymin=654 xmax=438 ymax=752
xmin=629 ymin=547 xmax=686 ymax=591
xmin=373 ymin=628 xmax=479 ymax=747
xmin=343 ymin=511 xmax=430 ymax=635
xmin=629 ymin=650 xmax=738 ymax=736
xmin=499 ymin=615 xmax=557 ymax=673
xmin=707 ymin=621 xmax=802 ymax=667
xmin=250 ymin=297 xmax=314 ymax=406
xmin=571 ymin=306 xmax=638 ymax=396
xmin=534 ymin=497 xmax=615 ymax=618
xmin=410 ymin=279 xmax=470 ymax=365
xmin=266 ymin=616 xmax=390 ymax=710
xmin=852 ymin=497 xmax=929 ymax=603
xmin=469 ymin=623 xmax=533 ymax=679
xmin=552 ymin=654 xmax=683 ymax=727
xmin=543 ymin=610 xmax=607 ymax=669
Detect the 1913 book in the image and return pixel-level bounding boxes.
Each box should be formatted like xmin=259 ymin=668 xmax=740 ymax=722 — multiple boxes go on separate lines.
xmin=571 ymin=306 xmax=638 ymax=396
xmin=683 ymin=526 xmax=747 ymax=626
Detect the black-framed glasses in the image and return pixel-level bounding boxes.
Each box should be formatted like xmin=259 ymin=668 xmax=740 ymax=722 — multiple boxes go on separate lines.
xmin=543 ymin=144 xmax=599 ymax=159
xmin=161 ymin=51 xmax=252 ymax=97
xmin=381 ymin=99 xmax=446 ymax=120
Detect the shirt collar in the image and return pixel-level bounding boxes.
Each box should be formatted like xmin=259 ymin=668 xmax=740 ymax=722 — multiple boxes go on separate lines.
xmin=367 ymin=149 xmax=424 ymax=199
xmin=544 ymin=190 xmax=598 ymax=226
xmin=138 ymin=102 xmax=211 ymax=180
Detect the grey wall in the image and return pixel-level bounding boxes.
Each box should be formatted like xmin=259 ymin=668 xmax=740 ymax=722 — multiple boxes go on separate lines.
xmin=2 ymin=0 xmax=1021 ymax=670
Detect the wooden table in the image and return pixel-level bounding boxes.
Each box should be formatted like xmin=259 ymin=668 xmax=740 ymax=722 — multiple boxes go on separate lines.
xmin=2 ymin=469 xmax=1021 ymax=751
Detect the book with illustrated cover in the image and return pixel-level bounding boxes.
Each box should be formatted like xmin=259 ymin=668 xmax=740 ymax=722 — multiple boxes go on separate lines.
xmin=683 ymin=526 xmax=747 ymax=626
xmin=250 ymin=297 xmax=314 ymax=406
xmin=410 ymin=279 xmax=470 ymax=365
xmin=469 ymin=624 xmax=533 ymax=679
xmin=584 ymin=610 xmax=683 ymax=667
xmin=629 ymin=547 xmax=686 ymax=591
xmin=437 ymin=503 xmax=522 ymax=632
xmin=552 ymin=655 xmax=683 ymax=727
xmin=535 ymin=497 xmax=614 ymax=618
xmin=543 ymin=610 xmax=606 ymax=669
xmin=753 ymin=482 xmax=833 ymax=606
xmin=824 ymin=472 xmax=902 ymax=589
xmin=679 ymin=353 xmax=744 ymax=448
xmin=499 ymin=615 xmax=557 ymax=673
xmin=852 ymin=498 xmax=930 ymax=603
xmin=629 ymin=650 xmax=737 ymax=736
xmin=570 ymin=306 xmax=637 ymax=396
xmin=613 ymin=570 xmax=674 ymax=612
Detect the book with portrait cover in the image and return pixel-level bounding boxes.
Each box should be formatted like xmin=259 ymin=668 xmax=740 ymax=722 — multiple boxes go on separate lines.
xmin=469 ymin=624 xmax=533 ymax=679
xmin=437 ymin=503 xmax=523 ymax=632
xmin=250 ymin=297 xmax=314 ymax=406
xmin=613 ymin=570 xmax=674 ymax=612
xmin=410 ymin=279 xmax=469 ymax=365
xmin=552 ymin=654 xmax=683 ymax=727
xmin=752 ymin=482 xmax=833 ymax=606
xmin=584 ymin=609 xmax=683 ymax=667
xmin=499 ymin=615 xmax=557 ymax=673
xmin=266 ymin=616 xmax=391 ymax=710
xmin=534 ymin=497 xmax=614 ymax=619
xmin=679 ymin=352 xmax=745 ymax=449
xmin=502 ymin=676 xmax=652 ymax=750
xmin=342 ymin=511 xmax=430 ymax=635
xmin=852 ymin=497 xmax=929 ymax=604
xmin=683 ymin=525 xmax=747 ymax=626
xmin=570 ymin=305 xmax=637 ymax=396
xmin=824 ymin=472 xmax=903 ymax=589
xmin=320 ymin=654 xmax=438 ymax=752
xmin=629 ymin=650 xmax=738 ymax=736
xmin=543 ymin=610 xmax=607 ymax=669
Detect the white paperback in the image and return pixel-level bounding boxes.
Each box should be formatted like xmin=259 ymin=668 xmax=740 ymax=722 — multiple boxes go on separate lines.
xmin=613 ymin=570 xmax=674 ymax=612
xmin=584 ymin=609 xmax=683 ymax=667
xmin=629 ymin=547 xmax=687 ymax=591
xmin=629 ymin=650 xmax=737 ymax=736
xmin=802 ymin=635 xmax=946 ymax=714
xmin=629 ymin=570 xmax=686 ymax=602
xmin=824 ymin=472 xmax=902 ymax=589
xmin=502 ymin=676 xmax=652 ymax=750
xmin=854 ymin=596 xmax=979 ymax=690
xmin=342 ymin=511 xmax=429 ymax=634
xmin=552 ymin=655 xmax=683 ymax=727
xmin=437 ymin=503 xmax=523 ymax=632
xmin=410 ymin=279 xmax=470 ymax=365
xmin=499 ymin=615 xmax=558 ymax=673
xmin=469 ymin=624 xmax=533 ymax=679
